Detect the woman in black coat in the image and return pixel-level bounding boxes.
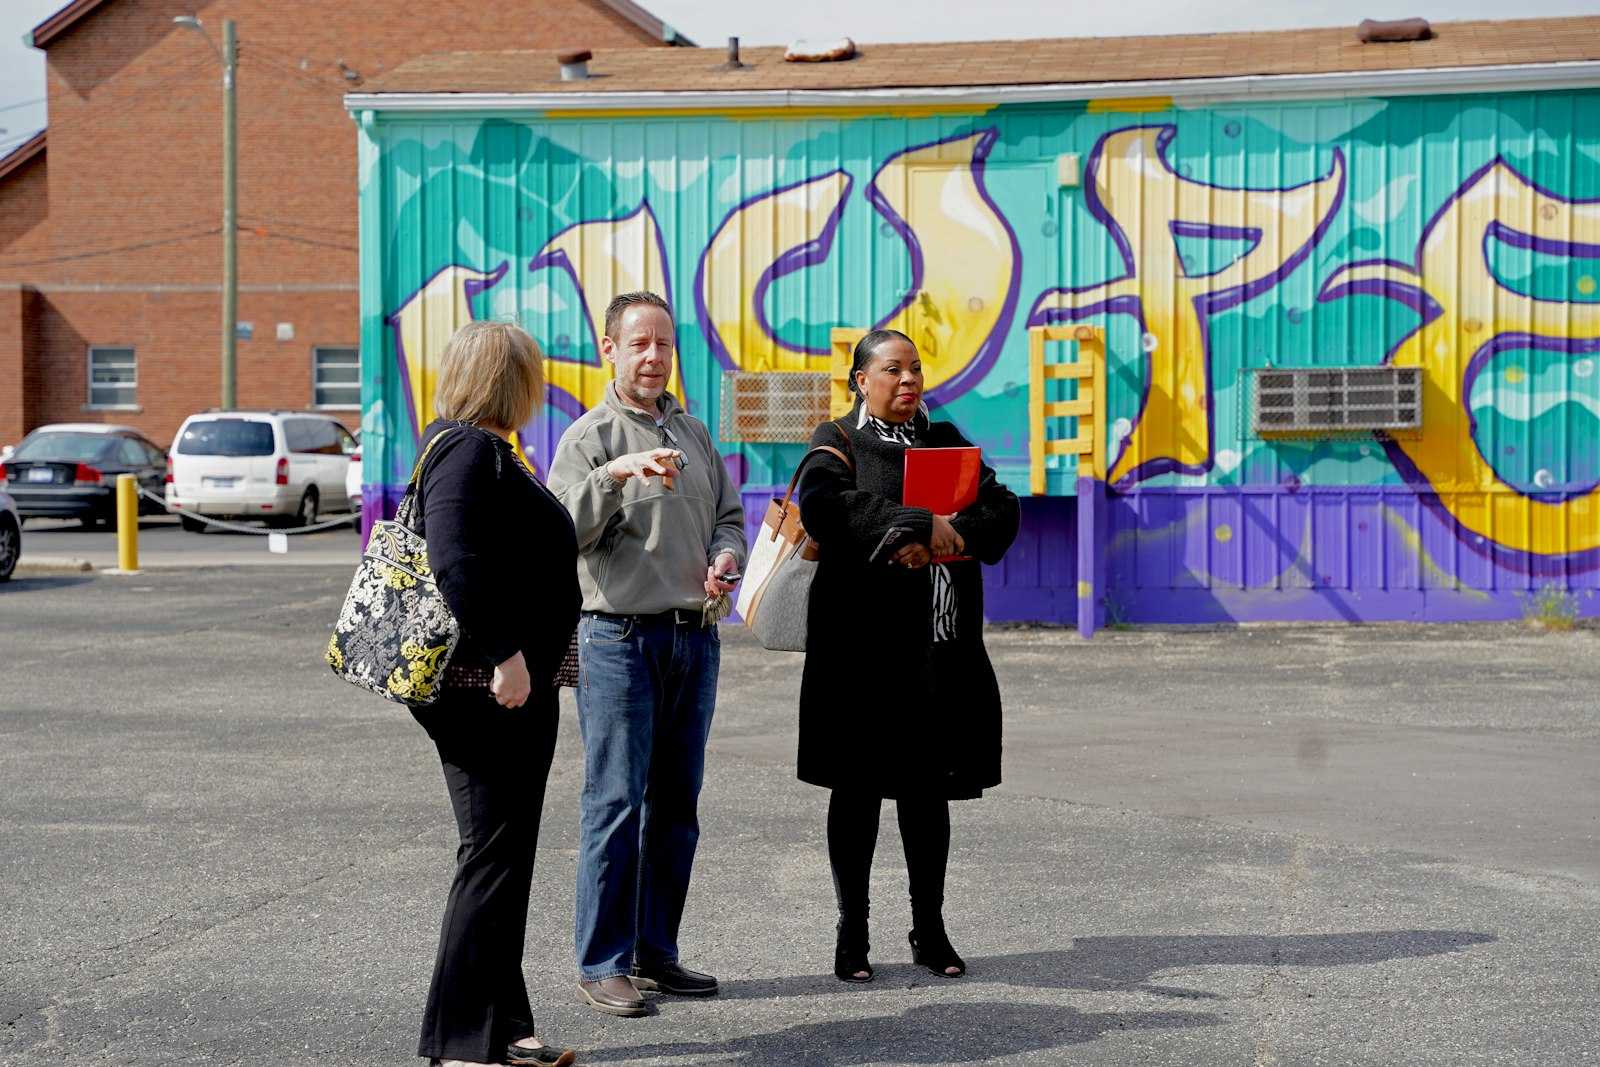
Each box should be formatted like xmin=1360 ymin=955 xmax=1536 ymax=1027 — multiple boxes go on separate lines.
xmin=795 ymin=329 xmax=1020 ymax=983
xmin=409 ymin=321 xmax=581 ymax=1067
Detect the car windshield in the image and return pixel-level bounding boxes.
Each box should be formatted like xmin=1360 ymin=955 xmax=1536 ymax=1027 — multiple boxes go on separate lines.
xmin=177 ymin=420 xmax=275 ymax=457
xmin=13 ymin=433 xmax=115 ymax=462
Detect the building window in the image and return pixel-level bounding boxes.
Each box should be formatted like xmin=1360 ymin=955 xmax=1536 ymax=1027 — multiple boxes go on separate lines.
xmin=313 ymin=346 xmax=360 ymax=408
xmin=88 ymin=346 xmax=137 ymax=407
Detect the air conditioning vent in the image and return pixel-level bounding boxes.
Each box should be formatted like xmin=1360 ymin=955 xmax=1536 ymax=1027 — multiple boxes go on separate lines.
xmin=1249 ymin=366 xmax=1422 ymax=437
xmin=720 ymin=371 xmax=832 ymax=443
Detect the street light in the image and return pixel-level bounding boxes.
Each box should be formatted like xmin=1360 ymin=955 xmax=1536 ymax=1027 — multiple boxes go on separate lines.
xmin=175 ymin=14 xmax=237 ymax=409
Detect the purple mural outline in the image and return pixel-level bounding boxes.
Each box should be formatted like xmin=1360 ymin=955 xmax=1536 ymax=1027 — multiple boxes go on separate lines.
xmin=1484 ymin=219 xmax=1600 ymax=264
xmin=1028 ymin=125 xmax=1345 ymax=488
xmin=1318 ymin=155 xmax=1600 ymax=570
xmin=1315 ymin=257 xmax=1445 ymax=324
xmin=863 ymin=127 xmax=1023 ymax=407
xmin=1168 ymin=220 xmax=1263 ymax=279
xmin=691 ymin=169 xmax=854 ymax=368
xmin=385 ymin=259 xmax=509 ymax=442
xmin=527 ymin=199 xmax=677 ymax=419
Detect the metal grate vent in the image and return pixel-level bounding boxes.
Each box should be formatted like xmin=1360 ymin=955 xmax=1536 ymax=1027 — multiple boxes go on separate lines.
xmin=719 ymin=371 xmax=832 ymax=443
xmin=1250 ymin=366 xmax=1422 ymax=437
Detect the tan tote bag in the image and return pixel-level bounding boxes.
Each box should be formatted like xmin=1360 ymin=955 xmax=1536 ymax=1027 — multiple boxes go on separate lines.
xmin=736 ymin=435 xmax=852 ymax=652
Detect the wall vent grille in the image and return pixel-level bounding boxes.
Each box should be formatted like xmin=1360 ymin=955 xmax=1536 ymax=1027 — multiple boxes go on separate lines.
xmin=1249 ymin=366 xmax=1422 ymax=438
xmin=719 ymin=371 xmax=832 ymax=443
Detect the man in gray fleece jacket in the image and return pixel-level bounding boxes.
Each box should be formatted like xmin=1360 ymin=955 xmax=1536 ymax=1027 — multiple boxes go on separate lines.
xmin=547 ymin=290 xmax=746 ymax=1018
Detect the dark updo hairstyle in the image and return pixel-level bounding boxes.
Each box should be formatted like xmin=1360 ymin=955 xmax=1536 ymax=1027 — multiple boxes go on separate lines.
xmin=847 ymin=329 xmax=916 ymax=397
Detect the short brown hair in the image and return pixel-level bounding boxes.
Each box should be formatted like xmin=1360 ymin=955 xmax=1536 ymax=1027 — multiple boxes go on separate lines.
xmin=603 ymin=290 xmax=673 ymax=340
xmin=433 ymin=320 xmax=545 ymax=432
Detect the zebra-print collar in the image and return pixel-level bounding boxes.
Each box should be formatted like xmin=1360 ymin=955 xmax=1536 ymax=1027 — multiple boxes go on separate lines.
xmin=855 ymin=402 xmax=927 ymax=445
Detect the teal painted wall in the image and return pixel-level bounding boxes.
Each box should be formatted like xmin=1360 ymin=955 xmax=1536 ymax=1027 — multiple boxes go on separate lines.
xmin=356 ymin=89 xmax=1600 ymax=620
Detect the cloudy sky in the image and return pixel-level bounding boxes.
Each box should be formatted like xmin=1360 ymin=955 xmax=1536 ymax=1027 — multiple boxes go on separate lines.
xmin=2 ymin=0 xmax=1595 ymax=158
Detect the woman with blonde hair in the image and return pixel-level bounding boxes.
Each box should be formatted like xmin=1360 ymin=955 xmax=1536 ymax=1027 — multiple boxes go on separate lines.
xmin=407 ymin=320 xmax=582 ymax=1066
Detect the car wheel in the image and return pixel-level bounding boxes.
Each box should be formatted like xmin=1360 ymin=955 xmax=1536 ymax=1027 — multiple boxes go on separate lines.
xmin=0 ymin=515 xmax=18 ymax=581
xmin=180 ymin=514 xmax=206 ymax=534
xmin=288 ymin=487 xmax=318 ymax=529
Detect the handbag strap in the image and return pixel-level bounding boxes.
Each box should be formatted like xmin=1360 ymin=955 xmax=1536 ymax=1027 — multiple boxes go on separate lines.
xmin=780 ymin=422 xmax=854 ymax=512
xmin=392 ymin=426 xmax=458 ymax=531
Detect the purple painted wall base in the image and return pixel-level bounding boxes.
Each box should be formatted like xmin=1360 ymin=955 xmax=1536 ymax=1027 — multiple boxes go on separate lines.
xmin=986 ymin=487 xmax=1600 ymax=627
xmin=360 ymin=483 xmax=407 ymax=550
xmin=374 ymin=481 xmax=1599 ymax=628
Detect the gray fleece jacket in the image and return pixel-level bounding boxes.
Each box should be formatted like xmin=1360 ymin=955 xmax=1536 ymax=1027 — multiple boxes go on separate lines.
xmin=547 ymin=382 xmax=747 ymax=615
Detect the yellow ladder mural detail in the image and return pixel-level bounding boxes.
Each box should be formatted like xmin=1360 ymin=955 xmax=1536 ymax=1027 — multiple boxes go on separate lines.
xmin=1029 ymin=325 xmax=1107 ymax=495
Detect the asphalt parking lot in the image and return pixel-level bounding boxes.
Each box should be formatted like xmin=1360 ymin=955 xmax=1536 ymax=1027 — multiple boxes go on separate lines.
xmin=2 ymin=564 xmax=1597 ymax=1065
xmin=15 ymin=513 xmax=361 ymax=570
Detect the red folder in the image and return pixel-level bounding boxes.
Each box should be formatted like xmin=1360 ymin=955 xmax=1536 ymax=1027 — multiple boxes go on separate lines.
xmin=903 ymin=447 xmax=981 ymax=512
xmin=904 ymin=447 xmax=981 ymax=561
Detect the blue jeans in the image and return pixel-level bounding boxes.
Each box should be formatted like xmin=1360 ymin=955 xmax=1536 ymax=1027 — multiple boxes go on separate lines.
xmin=574 ymin=610 xmax=720 ymax=981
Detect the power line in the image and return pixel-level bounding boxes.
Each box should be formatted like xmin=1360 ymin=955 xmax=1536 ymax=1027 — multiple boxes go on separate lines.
xmin=236 ymin=44 xmax=343 ymax=92
xmin=248 ymin=230 xmax=358 ymax=253
xmin=0 ymin=227 xmax=222 ymax=270
xmin=49 ymin=59 xmax=215 ymax=129
xmin=1 ymin=217 xmax=232 ymax=259
xmin=239 ymin=214 xmax=359 ymax=236
xmin=0 ymin=97 xmax=47 ymax=115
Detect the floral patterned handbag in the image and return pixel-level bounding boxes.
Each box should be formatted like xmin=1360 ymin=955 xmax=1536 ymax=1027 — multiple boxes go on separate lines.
xmin=325 ymin=429 xmax=460 ymax=707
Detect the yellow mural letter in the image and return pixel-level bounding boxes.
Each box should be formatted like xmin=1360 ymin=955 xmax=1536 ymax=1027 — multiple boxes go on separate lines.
xmin=1030 ymin=126 xmax=1344 ymax=486
xmin=696 ymin=171 xmax=852 ymax=373
xmin=870 ymin=130 xmax=1020 ymax=401
xmin=387 ymin=262 xmax=507 ymax=435
xmin=1321 ymin=161 xmax=1600 ymax=557
xmin=531 ymin=201 xmax=678 ymax=414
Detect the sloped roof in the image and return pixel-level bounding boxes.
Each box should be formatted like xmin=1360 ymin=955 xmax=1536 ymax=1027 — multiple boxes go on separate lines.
xmin=26 ymin=0 xmax=691 ymax=50
xmin=0 ymin=131 xmax=47 ymax=184
xmin=27 ymin=0 xmax=109 ymax=49
xmin=356 ymin=16 xmax=1600 ymax=98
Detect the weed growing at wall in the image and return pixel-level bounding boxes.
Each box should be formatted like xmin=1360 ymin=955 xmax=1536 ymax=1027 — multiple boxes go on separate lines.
xmin=1517 ymin=583 xmax=1580 ymax=631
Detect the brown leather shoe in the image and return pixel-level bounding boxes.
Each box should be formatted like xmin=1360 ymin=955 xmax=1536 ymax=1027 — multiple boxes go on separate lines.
xmin=577 ymin=975 xmax=648 ymax=1016
xmin=630 ymin=961 xmax=719 ymax=996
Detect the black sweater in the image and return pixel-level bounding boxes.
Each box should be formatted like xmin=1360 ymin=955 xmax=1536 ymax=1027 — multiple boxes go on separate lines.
xmin=416 ymin=419 xmax=580 ymax=686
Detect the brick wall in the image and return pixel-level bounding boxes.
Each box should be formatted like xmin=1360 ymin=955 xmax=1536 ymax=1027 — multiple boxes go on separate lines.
xmin=0 ymin=0 xmax=665 ymax=446
xmin=20 ymin=289 xmax=362 ymax=447
xmin=0 ymin=285 xmax=26 ymax=446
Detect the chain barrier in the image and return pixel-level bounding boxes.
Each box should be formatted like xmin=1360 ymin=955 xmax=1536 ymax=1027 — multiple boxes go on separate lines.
xmin=133 ymin=484 xmax=357 ymax=536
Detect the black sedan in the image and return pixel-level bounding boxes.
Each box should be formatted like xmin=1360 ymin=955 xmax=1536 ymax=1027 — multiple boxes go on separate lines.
xmin=0 ymin=424 xmax=169 ymax=527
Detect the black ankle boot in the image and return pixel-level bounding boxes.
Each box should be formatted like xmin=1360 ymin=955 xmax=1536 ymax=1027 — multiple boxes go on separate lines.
xmin=834 ymin=915 xmax=873 ymax=982
xmin=908 ymin=925 xmax=965 ymax=978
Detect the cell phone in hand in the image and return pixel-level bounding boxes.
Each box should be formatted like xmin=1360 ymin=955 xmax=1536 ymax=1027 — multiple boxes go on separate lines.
xmin=869 ymin=526 xmax=915 ymax=565
xmin=719 ymin=571 xmax=742 ymax=583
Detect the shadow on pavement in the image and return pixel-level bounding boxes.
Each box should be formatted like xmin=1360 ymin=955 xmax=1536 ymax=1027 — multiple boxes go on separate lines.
xmin=717 ymin=929 xmax=1496 ymax=1001
xmin=589 ymin=1001 xmax=1219 ymax=1064
xmin=2 ymin=574 xmax=96 ymax=591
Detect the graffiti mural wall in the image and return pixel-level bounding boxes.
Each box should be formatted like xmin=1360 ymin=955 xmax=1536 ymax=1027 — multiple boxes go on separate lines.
xmin=355 ymin=89 xmax=1600 ymax=624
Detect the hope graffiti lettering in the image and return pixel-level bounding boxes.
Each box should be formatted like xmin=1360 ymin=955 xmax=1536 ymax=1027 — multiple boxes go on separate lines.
xmin=385 ymin=122 xmax=1599 ymax=562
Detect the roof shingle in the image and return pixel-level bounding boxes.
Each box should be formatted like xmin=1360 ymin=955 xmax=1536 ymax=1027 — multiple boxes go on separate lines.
xmin=359 ymin=16 xmax=1600 ymax=97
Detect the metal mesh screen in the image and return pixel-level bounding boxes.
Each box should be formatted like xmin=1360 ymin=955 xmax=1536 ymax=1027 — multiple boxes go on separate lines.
xmin=1250 ymin=367 xmax=1422 ymax=438
xmin=719 ymin=371 xmax=833 ymax=443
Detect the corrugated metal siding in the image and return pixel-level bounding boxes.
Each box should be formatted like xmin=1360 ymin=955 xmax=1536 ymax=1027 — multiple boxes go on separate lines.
xmin=357 ymin=87 xmax=1600 ymax=623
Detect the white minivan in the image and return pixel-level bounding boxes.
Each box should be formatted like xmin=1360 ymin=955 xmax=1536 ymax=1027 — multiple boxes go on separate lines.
xmin=167 ymin=411 xmax=356 ymax=532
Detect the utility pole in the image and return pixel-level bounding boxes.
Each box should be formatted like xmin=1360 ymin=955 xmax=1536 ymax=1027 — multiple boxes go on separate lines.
xmin=221 ymin=19 xmax=237 ymax=409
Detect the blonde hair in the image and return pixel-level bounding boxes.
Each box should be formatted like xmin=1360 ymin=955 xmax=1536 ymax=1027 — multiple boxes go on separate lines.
xmin=433 ymin=320 xmax=545 ymax=432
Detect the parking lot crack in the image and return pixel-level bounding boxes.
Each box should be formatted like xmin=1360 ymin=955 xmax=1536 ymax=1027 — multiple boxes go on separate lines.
xmin=1248 ymin=839 xmax=1310 ymax=1066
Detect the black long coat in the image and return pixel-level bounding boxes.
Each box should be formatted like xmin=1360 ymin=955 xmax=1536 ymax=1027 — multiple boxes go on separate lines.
xmin=794 ymin=413 xmax=1020 ymax=799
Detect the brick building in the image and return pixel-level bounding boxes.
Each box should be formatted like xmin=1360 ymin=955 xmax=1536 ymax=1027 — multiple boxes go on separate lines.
xmin=0 ymin=0 xmax=688 ymax=448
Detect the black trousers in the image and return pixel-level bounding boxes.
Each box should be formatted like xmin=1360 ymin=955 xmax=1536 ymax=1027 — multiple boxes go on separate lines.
xmin=827 ymin=788 xmax=951 ymax=931
xmin=412 ymin=687 xmax=559 ymax=1062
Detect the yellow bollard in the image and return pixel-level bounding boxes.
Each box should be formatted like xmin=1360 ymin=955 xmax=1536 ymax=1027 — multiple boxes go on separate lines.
xmin=116 ymin=473 xmax=139 ymax=572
